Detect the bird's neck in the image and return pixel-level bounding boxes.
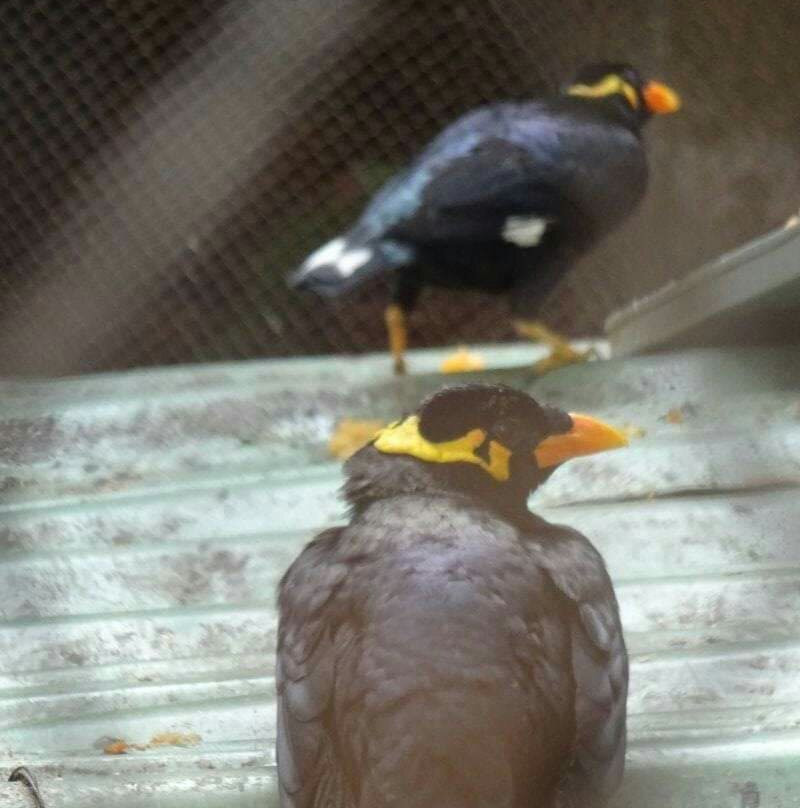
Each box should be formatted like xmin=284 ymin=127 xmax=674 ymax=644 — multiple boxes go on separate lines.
xmin=561 ymin=94 xmax=644 ymax=133
xmin=343 ymin=446 xmax=535 ymax=523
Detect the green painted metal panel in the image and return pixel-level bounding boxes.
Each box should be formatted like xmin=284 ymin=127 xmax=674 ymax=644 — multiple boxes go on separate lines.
xmin=1 ymin=343 xmax=799 ymax=806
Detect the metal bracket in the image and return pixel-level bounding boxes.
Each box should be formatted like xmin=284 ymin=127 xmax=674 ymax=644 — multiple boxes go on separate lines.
xmin=8 ymin=767 xmax=47 ymax=808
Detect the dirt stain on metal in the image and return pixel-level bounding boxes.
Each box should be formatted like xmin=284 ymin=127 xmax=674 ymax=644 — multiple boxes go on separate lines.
xmin=740 ymin=781 xmax=760 ymax=808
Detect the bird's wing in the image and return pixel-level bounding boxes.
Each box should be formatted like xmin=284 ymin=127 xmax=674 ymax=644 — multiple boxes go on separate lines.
xmin=276 ymin=528 xmax=351 ymax=808
xmin=393 ymin=137 xmax=563 ymax=243
xmin=532 ymin=523 xmax=628 ymax=801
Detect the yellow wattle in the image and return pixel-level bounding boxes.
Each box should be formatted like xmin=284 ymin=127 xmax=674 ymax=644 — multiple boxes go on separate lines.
xmin=372 ymin=415 xmax=512 ymax=482
xmin=567 ymin=74 xmax=639 ymax=109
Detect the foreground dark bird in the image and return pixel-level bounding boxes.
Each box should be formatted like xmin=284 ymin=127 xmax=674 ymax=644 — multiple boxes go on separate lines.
xmin=277 ymin=384 xmax=629 ymax=808
xmin=290 ymin=63 xmax=679 ymax=374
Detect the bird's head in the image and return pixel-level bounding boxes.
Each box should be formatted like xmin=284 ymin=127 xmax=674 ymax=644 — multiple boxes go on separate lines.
xmin=564 ymin=62 xmax=680 ymax=126
xmin=345 ymin=384 xmax=627 ymax=515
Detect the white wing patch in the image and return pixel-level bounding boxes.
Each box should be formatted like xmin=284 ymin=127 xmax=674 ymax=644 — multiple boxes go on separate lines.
xmin=300 ymin=237 xmax=372 ymax=278
xmin=502 ymin=215 xmax=549 ymax=247
xmin=303 ymin=237 xmax=346 ymax=272
xmin=336 ymin=247 xmax=373 ymax=277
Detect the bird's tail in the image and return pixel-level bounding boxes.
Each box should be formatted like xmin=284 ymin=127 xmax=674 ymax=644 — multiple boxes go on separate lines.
xmin=288 ymin=226 xmax=414 ymax=297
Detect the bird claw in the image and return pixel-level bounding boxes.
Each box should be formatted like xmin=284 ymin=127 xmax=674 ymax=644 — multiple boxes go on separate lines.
xmin=533 ymin=347 xmax=593 ymax=376
xmin=8 ymin=767 xmax=47 ymax=808
xmin=514 ymin=319 xmax=596 ymax=375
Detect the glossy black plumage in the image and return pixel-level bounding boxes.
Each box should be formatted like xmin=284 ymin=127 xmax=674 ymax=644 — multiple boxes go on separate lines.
xmin=277 ymin=385 xmax=627 ymax=808
xmin=289 ymin=63 xmax=661 ymax=319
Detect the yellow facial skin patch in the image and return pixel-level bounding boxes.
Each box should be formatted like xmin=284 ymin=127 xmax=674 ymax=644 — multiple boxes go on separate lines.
xmin=567 ymin=74 xmax=639 ymax=109
xmin=373 ymin=415 xmax=512 ymax=482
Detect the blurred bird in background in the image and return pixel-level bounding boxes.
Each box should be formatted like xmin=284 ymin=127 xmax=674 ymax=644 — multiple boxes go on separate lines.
xmin=290 ymin=62 xmax=679 ymax=374
xmin=277 ymin=384 xmax=629 ymax=808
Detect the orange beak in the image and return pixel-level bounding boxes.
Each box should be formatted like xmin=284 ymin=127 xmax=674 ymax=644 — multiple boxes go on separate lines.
xmin=534 ymin=414 xmax=628 ymax=469
xmin=643 ymin=81 xmax=681 ymax=115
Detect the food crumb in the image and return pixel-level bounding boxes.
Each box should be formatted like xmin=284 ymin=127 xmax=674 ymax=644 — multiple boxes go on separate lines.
xmin=621 ymin=424 xmax=647 ymax=439
xmin=149 ymin=731 xmax=202 ymax=748
xmin=328 ymin=419 xmax=386 ymax=460
xmin=664 ymin=407 xmax=685 ymax=424
xmin=103 ymin=740 xmax=132 ymax=755
xmin=102 ymin=731 xmax=202 ymax=755
xmin=440 ymin=346 xmax=487 ymax=374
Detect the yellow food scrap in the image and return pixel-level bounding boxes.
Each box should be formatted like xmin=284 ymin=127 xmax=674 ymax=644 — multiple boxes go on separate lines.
xmin=102 ymin=732 xmax=202 ymax=755
xmin=329 ymin=419 xmax=386 ymax=460
xmin=664 ymin=408 xmax=684 ymax=424
xmin=149 ymin=731 xmax=202 ymax=748
xmin=440 ymin=346 xmax=487 ymax=374
xmin=621 ymin=424 xmax=647 ymax=439
xmin=103 ymin=740 xmax=133 ymax=755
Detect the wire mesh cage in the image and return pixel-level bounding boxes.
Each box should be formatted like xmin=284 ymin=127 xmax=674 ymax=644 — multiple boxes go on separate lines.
xmin=2 ymin=0 xmax=799 ymax=376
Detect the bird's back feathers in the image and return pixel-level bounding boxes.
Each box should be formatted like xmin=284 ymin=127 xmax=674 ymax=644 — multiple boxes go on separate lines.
xmin=276 ymin=498 xmax=626 ymax=808
xmin=290 ymin=97 xmax=646 ymax=301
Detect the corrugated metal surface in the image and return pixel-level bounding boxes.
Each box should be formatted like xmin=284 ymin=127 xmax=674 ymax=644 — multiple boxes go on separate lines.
xmin=1 ymin=344 xmax=800 ymax=807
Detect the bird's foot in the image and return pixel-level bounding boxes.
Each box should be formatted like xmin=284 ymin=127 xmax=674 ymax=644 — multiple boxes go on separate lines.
xmin=328 ymin=418 xmax=387 ymax=461
xmin=440 ymin=346 xmax=486 ymax=374
xmin=514 ymin=320 xmax=596 ymax=376
xmin=532 ymin=348 xmax=593 ymax=375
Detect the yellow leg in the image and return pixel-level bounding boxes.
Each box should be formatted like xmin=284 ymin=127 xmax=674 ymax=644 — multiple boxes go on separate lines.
xmin=385 ymin=304 xmax=408 ymax=375
xmin=514 ymin=319 xmax=595 ymax=375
